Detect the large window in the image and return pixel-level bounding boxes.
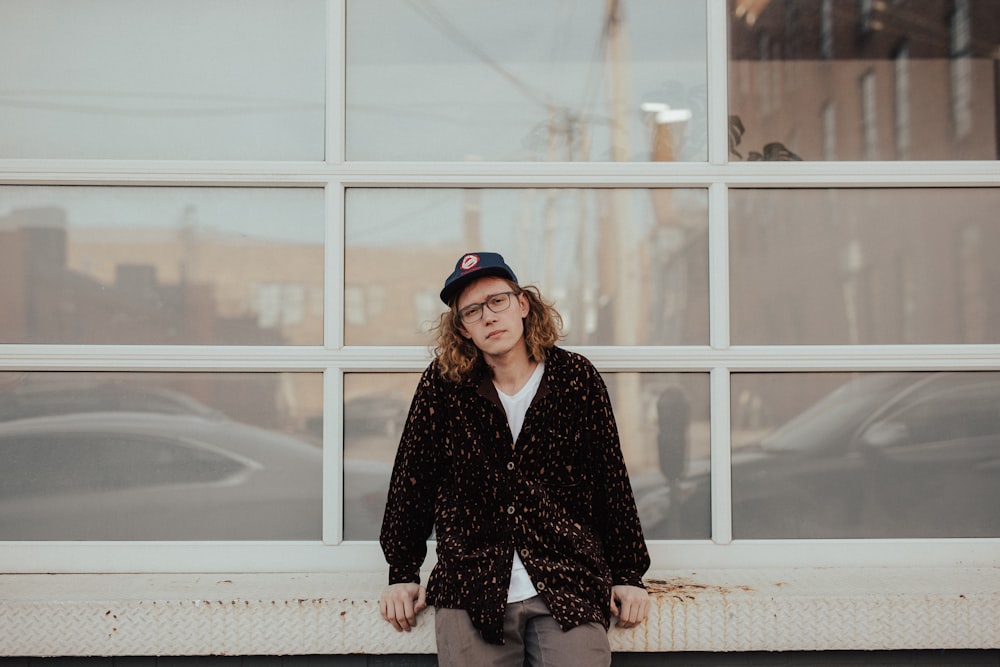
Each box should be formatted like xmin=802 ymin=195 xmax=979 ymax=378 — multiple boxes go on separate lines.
xmin=1 ymin=0 xmax=999 ymax=574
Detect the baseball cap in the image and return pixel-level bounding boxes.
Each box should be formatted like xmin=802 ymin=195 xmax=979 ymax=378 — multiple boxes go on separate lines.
xmin=440 ymin=252 xmax=518 ymax=305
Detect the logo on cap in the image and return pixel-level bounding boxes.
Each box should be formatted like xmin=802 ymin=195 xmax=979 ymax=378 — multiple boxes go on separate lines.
xmin=460 ymin=254 xmax=480 ymax=272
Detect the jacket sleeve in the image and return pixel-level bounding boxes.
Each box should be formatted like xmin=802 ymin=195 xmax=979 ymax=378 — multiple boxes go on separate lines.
xmin=379 ymin=364 xmax=444 ymax=584
xmin=586 ymin=364 xmax=651 ymax=588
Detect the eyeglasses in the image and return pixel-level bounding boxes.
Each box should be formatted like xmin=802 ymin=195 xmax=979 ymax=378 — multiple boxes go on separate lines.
xmin=458 ymin=291 xmax=520 ymax=324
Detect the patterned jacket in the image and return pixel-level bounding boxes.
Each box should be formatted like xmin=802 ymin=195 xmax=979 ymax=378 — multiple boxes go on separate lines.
xmin=379 ymin=346 xmax=650 ymax=644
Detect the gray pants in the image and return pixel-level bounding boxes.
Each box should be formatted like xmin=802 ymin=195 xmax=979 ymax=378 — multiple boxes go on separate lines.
xmin=434 ymin=595 xmax=611 ymax=667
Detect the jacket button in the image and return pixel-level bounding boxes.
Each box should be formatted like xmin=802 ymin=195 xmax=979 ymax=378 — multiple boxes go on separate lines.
xmin=506 ymin=461 xmax=515 ymax=471
xmin=507 ymin=505 xmax=516 ymax=515
xmin=536 ymin=582 xmax=546 ymax=591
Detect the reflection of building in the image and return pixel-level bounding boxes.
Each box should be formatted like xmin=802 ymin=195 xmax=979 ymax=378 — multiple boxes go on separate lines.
xmin=67 ymin=223 xmax=324 ymax=347
xmin=344 ymin=245 xmax=465 ymax=346
xmin=729 ymin=0 xmax=999 ymax=161
xmin=730 ymin=189 xmax=1000 ymax=349
xmin=0 ymin=206 xmax=295 ymax=345
xmin=642 ymin=192 xmax=710 ymax=348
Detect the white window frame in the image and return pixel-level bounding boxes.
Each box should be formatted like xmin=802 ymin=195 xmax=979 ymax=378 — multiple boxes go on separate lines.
xmin=0 ymin=0 xmax=998 ymax=574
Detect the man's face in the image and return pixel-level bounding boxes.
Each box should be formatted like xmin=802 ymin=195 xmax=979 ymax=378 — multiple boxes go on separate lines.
xmin=456 ymin=276 xmax=530 ymax=361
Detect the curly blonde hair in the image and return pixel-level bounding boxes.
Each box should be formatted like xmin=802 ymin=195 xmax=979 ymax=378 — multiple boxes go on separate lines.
xmin=432 ymin=281 xmax=564 ymax=383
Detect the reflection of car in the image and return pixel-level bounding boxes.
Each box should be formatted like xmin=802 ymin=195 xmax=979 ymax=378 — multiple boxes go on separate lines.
xmin=630 ymin=471 xmax=672 ymax=537
xmin=0 ymin=381 xmax=224 ymax=423
xmin=677 ymin=372 xmax=1000 ymax=539
xmin=0 ymin=411 xmax=323 ymax=540
xmin=344 ymin=396 xmax=408 ymax=438
xmin=343 ymin=458 xmax=392 ymax=541
xmin=0 ymin=381 xmax=412 ymax=541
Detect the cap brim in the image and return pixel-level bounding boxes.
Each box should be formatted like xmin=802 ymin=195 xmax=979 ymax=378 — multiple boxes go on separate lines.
xmin=440 ymin=267 xmax=514 ymax=305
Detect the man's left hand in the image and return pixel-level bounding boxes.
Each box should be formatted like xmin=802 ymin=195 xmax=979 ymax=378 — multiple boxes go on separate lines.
xmin=610 ymin=584 xmax=649 ymax=629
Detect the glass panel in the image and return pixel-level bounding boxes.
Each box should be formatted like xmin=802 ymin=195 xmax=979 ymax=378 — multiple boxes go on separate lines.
xmin=730 ymin=188 xmax=1000 ymax=345
xmin=344 ymin=372 xmax=710 ymax=541
xmin=343 ymin=373 xmax=419 ymax=541
xmin=0 ymin=0 xmax=325 ymax=160
xmin=729 ymin=1 xmax=1000 ymax=161
xmin=731 ymin=372 xmax=1000 ymax=539
xmin=0 ymin=371 xmax=322 ymax=540
xmin=347 ymin=0 xmax=707 ymax=161
xmin=0 ymin=186 xmax=324 ymax=345
xmin=345 ymin=188 xmax=709 ymax=346
xmin=609 ymin=373 xmax=711 ymax=541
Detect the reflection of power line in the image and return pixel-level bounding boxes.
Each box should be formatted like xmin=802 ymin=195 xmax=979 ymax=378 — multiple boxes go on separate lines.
xmin=515 ymin=1 xmax=616 ymax=158
xmin=578 ymin=2 xmax=614 ymax=124
xmin=402 ymin=0 xmax=552 ymax=109
xmin=389 ymin=1 xmax=625 ymax=160
xmin=347 ymin=103 xmax=509 ymax=126
xmin=0 ymin=90 xmax=320 ymax=117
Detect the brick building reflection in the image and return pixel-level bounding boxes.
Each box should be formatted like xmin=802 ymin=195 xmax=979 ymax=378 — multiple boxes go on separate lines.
xmin=0 ymin=206 xmax=325 ymax=345
xmin=729 ymin=0 xmax=1000 ymax=161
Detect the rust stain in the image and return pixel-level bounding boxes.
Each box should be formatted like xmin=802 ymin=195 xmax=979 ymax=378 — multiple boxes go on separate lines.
xmin=645 ymin=577 xmax=752 ymax=601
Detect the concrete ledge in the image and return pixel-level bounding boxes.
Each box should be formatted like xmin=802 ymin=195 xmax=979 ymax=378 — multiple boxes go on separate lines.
xmin=1 ymin=568 xmax=998 ymax=656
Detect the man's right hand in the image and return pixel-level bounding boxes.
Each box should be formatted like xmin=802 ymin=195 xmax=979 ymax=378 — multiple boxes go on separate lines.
xmin=379 ymin=582 xmax=427 ymax=632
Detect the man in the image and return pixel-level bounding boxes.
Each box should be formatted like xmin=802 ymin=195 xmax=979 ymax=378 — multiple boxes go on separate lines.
xmin=379 ymin=252 xmax=650 ymax=666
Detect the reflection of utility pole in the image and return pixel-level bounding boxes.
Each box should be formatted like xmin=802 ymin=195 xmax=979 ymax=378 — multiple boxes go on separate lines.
xmin=463 ymin=187 xmax=482 ymax=250
xmin=642 ymin=102 xmax=692 ymax=164
xmin=643 ymin=104 xmax=692 ymax=229
xmin=642 ymin=102 xmax=693 ymax=348
xmin=177 ymin=205 xmax=199 ymax=283
xmin=576 ymin=187 xmax=592 ymax=341
xmin=604 ymin=0 xmax=634 ymax=334
xmin=544 ymin=107 xmax=560 ymax=289
xmin=602 ymin=0 xmax=644 ymax=464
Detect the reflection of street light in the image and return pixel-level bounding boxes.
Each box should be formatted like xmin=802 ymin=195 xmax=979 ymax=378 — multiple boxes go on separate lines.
xmin=640 ymin=102 xmax=693 ymax=125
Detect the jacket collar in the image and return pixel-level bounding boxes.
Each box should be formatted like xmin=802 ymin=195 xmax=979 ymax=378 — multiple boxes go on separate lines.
xmin=473 ymin=350 xmax=554 ymax=408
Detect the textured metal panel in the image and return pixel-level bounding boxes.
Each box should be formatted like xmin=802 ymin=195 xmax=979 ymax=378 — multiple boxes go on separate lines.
xmin=1 ymin=569 xmax=998 ymax=656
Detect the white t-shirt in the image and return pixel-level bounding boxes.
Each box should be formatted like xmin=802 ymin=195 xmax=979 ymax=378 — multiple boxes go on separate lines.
xmin=496 ymin=361 xmax=545 ymax=603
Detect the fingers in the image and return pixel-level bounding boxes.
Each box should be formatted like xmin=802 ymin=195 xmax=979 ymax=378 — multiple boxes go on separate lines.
xmin=615 ymin=599 xmax=648 ymax=628
xmin=611 ymin=585 xmax=650 ymax=629
xmin=381 ymin=597 xmax=412 ymax=632
xmin=379 ymin=583 xmax=426 ymax=633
